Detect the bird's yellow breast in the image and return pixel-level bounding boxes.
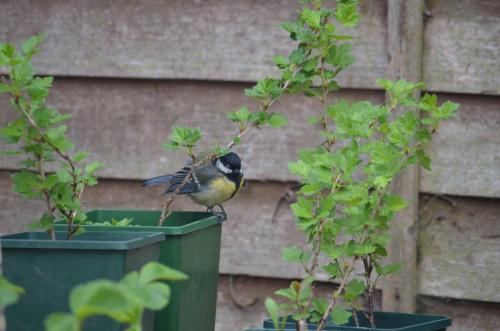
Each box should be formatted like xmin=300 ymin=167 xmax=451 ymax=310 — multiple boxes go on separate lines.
xmin=190 ymin=177 xmax=236 ymax=207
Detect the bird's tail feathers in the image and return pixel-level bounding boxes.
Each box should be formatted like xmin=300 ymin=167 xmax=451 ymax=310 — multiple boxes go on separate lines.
xmin=142 ymin=175 xmax=174 ymax=188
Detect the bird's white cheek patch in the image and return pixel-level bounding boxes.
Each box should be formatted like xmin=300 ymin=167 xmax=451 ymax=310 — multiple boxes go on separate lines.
xmin=216 ymin=159 xmax=232 ymax=174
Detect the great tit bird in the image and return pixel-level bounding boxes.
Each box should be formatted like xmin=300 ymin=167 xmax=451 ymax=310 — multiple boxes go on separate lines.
xmin=143 ymin=152 xmax=244 ymax=217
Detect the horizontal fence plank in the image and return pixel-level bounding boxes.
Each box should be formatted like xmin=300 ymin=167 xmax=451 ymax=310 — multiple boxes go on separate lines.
xmin=0 ymin=78 xmax=384 ymax=182
xmin=419 ymin=93 xmax=500 ymax=198
xmin=418 ymin=194 xmax=500 ymax=303
xmin=0 ymin=0 xmax=388 ymax=90
xmin=0 ymin=172 xmax=398 ymax=282
xmin=423 ymin=0 xmax=500 ymax=95
xmin=3 ymin=173 xmax=499 ymax=300
xmin=1 ymin=78 xmax=498 ymax=197
xmin=418 ymin=295 xmax=500 ymax=331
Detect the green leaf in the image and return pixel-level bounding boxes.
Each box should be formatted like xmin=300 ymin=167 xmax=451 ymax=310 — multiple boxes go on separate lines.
xmin=265 ymin=298 xmax=281 ymax=330
xmin=331 ymin=304 xmax=352 ymax=325
xmin=290 ymin=198 xmax=314 ymax=219
xmin=136 ymin=282 xmax=171 ymax=310
xmin=0 ymin=82 xmax=14 ymax=93
xmin=375 ymin=262 xmax=402 ymax=276
xmin=56 ymin=169 xmax=73 ymax=183
xmin=267 ymin=113 xmax=288 ymax=128
xmin=245 ymin=78 xmax=282 ymax=101
xmin=12 ymin=62 xmax=34 ymax=85
xmin=335 ymin=2 xmax=360 ymax=27
xmin=302 ymin=8 xmax=322 ymax=29
xmin=227 ymin=106 xmax=251 ymax=123
xmin=12 ymin=170 xmax=43 ymax=198
xmin=434 ymin=101 xmax=459 ymax=120
xmin=138 ymin=262 xmax=188 ymax=286
xmin=373 ymin=176 xmax=390 ymax=189
xmin=416 ymin=149 xmax=431 ymax=170
xmin=44 ymin=313 xmax=79 ymax=331
xmin=0 ymin=118 xmax=25 ymax=143
xmin=26 ymin=76 xmax=53 ymax=104
xmin=344 ymin=279 xmax=366 ymax=300
xmin=289 ymin=48 xmax=306 ymax=65
xmin=22 ymin=33 xmax=47 ymax=58
xmin=69 ymin=280 xmax=135 ymax=322
xmin=281 ymin=22 xmax=299 ymax=34
xmin=384 ymin=194 xmax=408 ymax=212
xmin=273 ymin=55 xmax=288 ymax=69
xmin=322 ymin=263 xmax=341 ymax=278
xmin=326 ymin=44 xmax=354 ymax=68
xmin=282 ymin=246 xmax=311 ymax=263
xmin=74 ymin=151 xmax=89 ymax=162
xmin=288 ymin=160 xmax=309 ymax=178
xmin=85 ymin=161 xmax=102 ymax=175
xmin=274 ymin=287 xmax=296 ymax=301
xmin=164 ymin=126 xmax=203 ymax=150
xmin=213 ymin=145 xmax=231 ymax=157
xmin=0 ymin=276 xmax=24 ymax=309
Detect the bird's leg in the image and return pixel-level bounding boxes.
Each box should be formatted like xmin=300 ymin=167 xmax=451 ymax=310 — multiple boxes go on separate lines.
xmin=206 ymin=206 xmax=214 ymax=213
xmin=215 ymin=205 xmax=227 ymax=222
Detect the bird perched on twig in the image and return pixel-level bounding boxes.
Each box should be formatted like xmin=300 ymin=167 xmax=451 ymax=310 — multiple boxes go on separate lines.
xmin=143 ymin=152 xmax=244 ymax=219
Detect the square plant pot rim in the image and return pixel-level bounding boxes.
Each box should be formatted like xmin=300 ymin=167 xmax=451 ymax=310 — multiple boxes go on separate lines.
xmin=262 ymin=311 xmax=452 ymax=330
xmin=0 ymin=231 xmax=164 ymax=250
xmin=54 ymin=209 xmax=222 ymax=235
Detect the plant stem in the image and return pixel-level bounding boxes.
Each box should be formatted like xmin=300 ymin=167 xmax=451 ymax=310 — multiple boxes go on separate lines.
xmin=316 ymin=257 xmax=357 ymax=331
xmin=35 ymin=154 xmax=56 ymax=240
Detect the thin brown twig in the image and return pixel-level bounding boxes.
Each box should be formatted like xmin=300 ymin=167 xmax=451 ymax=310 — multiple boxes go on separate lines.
xmin=316 ymin=257 xmax=357 ymax=331
xmin=35 ymin=154 xmax=56 ymax=240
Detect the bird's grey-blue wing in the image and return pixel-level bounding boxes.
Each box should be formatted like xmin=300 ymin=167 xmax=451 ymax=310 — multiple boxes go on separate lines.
xmin=142 ymin=159 xmax=201 ymax=194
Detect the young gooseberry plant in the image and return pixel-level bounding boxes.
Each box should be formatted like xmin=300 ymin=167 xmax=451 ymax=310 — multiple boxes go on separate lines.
xmin=44 ymin=262 xmax=187 ymax=331
xmin=260 ymin=1 xmax=459 ymax=330
xmin=156 ymin=1 xmax=361 ymax=225
xmin=0 ymin=34 xmax=102 ymax=240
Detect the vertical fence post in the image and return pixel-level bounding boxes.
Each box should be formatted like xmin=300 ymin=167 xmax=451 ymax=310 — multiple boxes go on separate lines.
xmin=382 ymin=0 xmax=425 ymax=313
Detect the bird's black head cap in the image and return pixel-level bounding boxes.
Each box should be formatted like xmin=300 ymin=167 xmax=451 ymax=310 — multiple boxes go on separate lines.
xmin=219 ymin=152 xmax=241 ymax=172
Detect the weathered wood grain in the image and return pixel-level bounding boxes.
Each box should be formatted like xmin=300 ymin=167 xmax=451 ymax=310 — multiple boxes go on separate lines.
xmin=0 ymin=79 xmax=384 ymax=182
xmin=2 ymin=79 xmax=498 ymax=197
xmin=419 ymin=93 xmax=500 ymax=198
xmin=0 ymin=0 xmax=388 ymax=90
xmin=418 ymin=295 xmax=500 ymax=331
xmin=418 ymin=194 xmax=500 ymax=303
xmin=423 ymin=0 xmax=500 ymax=95
xmin=383 ymin=0 xmax=424 ymax=313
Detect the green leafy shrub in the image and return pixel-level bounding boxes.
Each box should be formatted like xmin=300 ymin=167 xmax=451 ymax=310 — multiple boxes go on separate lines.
xmin=0 ymin=34 xmax=102 ymax=239
xmin=44 ymin=262 xmax=187 ymax=331
xmin=258 ymin=1 xmax=459 ymax=330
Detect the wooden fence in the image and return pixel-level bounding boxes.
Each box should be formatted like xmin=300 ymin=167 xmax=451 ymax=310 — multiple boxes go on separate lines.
xmin=1 ymin=1 xmax=499 ymax=330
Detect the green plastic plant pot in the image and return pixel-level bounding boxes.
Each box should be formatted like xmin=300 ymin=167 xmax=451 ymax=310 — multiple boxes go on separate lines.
xmin=261 ymin=311 xmax=451 ymax=330
xmin=1 ymin=231 xmax=163 ymax=331
xmin=54 ymin=210 xmax=223 ymax=331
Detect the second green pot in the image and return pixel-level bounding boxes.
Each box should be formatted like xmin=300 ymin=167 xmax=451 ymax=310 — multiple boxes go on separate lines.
xmin=55 ymin=210 xmax=222 ymax=331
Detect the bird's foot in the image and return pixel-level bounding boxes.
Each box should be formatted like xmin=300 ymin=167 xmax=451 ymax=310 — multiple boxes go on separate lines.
xmin=214 ymin=205 xmax=227 ymax=222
